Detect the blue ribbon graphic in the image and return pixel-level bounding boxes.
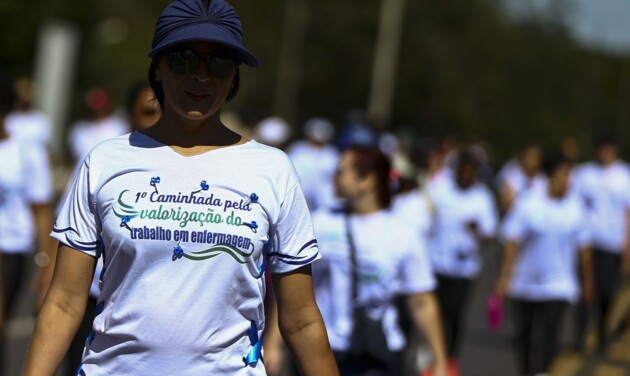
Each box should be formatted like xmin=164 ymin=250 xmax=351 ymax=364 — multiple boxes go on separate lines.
xmin=243 ymin=320 xmax=263 ymax=367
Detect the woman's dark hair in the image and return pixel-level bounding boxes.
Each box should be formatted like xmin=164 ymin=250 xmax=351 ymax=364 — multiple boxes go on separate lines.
xmin=541 ymin=150 xmax=573 ymax=177
xmin=147 ymin=58 xmax=240 ymax=110
xmin=0 ymin=73 xmax=16 ymax=116
xmin=346 ymin=145 xmax=392 ymax=209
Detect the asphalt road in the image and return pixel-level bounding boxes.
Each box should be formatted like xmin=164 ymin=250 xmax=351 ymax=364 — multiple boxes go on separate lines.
xmin=3 ymin=245 xmax=628 ymax=376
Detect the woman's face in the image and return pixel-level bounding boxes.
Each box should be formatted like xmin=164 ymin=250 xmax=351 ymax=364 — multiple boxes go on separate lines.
xmin=549 ymin=163 xmax=572 ymax=197
xmin=520 ymin=146 xmax=542 ymax=175
xmin=456 ymin=163 xmax=478 ymax=190
xmin=334 ymin=151 xmax=363 ymax=200
xmin=155 ymin=41 xmax=237 ymax=123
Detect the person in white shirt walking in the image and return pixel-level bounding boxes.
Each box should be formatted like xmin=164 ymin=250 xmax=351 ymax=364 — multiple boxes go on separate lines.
xmin=496 ymin=152 xmax=594 ymax=376
xmin=496 ymin=142 xmax=546 ymax=213
xmin=572 ymin=133 xmax=630 ymax=351
xmin=309 ymin=146 xmax=448 ymax=376
xmin=22 ymin=1 xmax=337 ymax=374
xmin=428 ymin=147 xmax=498 ymax=366
xmin=287 ymin=117 xmax=339 ymax=212
xmin=0 ymin=73 xmax=55 ymax=375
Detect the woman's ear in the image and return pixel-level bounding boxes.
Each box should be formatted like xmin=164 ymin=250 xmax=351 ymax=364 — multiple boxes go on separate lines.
xmin=226 ymin=68 xmax=240 ymax=102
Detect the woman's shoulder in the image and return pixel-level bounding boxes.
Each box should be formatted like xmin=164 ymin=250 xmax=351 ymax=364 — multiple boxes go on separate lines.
xmin=85 ymin=133 xmax=134 ymax=158
xmin=242 ymin=140 xmax=294 ymax=163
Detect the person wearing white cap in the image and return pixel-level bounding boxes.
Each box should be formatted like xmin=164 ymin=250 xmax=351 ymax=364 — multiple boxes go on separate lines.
xmin=23 ymin=1 xmax=337 ymax=375
xmin=288 ymin=117 xmax=339 ymax=211
xmin=254 ymin=116 xmax=292 ymax=150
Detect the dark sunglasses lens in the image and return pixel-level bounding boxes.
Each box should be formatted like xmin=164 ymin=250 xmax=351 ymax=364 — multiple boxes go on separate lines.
xmin=167 ymin=51 xmax=198 ymax=74
xmin=207 ymin=56 xmax=237 ymax=78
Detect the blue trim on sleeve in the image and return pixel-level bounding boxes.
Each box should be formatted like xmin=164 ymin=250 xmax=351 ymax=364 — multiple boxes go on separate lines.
xmin=53 ymin=227 xmax=101 ymax=250
xmin=296 ymin=239 xmax=317 ymax=255
xmin=53 ymin=226 xmax=79 ymax=235
xmin=271 ymin=252 xmax=320 ymax=266
xmin=66 ymin=238 xmax=100 ymax=252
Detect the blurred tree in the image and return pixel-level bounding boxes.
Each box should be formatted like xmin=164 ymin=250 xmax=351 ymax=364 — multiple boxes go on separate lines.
xmin=1 ymin=0 xmax=628 ymax=163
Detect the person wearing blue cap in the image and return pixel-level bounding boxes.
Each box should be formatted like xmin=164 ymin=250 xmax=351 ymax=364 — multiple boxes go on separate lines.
xmin=23 ymin=1 xmax=338 ymax=375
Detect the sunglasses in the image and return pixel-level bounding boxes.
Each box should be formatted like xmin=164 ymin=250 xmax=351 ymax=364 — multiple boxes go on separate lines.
xmin=165 ymin=49 xmax=238 ymax=77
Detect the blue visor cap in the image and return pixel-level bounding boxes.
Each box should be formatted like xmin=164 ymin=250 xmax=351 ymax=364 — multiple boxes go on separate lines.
xmin=149 ymin=0 xmax=259 ymax=67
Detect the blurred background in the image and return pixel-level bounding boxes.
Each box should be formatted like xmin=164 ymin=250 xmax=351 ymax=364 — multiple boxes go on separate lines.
xmin=2 ymin=0 xmax=630 ymax=375
xmin=2 ymin=0 xmax=630 ymax=164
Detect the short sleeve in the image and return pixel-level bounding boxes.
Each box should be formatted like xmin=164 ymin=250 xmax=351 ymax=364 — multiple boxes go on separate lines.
xmin=24 ymin=143 xmax=53 ymax=203
xmin=501 ymin=200 xmax=527 ymax=242
xmin=478 ymin=190 xmax=498 ymax=237
xmin=397 ymin=230 xmax=436 ymax=294
xmin=50 ymin=157 xmax=100 ymax=256
xmin=268 ymin=182 xmax=321 ymax=274
xmin=576 ymin=204 xmax=592 ymax=249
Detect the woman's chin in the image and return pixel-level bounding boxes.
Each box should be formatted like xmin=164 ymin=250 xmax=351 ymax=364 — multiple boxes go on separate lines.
xmin=185 ymin=110 xmax=204 ymax=119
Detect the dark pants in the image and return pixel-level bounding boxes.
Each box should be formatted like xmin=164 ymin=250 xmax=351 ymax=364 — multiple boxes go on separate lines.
xmin=512 ymin=299 xmax=568 ymax=376
xmin=2 ymin=253 xmax=29 ymax=317
xmin=435 ymin=274 xmax=471 ymax=358
xmin=334 ymin=350 xmax=402 ymax=376
xmin=574 ymin=249 xmax=622 ymax=351
xmin=0 ymin=253 xmax=29 ymax=375
xmin=65 ymin=296 xmax=98 ymax=375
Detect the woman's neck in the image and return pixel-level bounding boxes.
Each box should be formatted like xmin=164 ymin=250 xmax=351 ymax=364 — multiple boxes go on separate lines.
xmin=547 ymin=185 xmax=565 ymax=199
xmin=0 ymin=115 xmax=8 ymax=140
xmin=144 ymin=111 xmax=242 ymax=149
xmin=349 ymin=194 xmax=382 ymax=215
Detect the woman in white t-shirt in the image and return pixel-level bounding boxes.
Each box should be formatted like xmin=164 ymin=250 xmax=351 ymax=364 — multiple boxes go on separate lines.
xmin=428 ymin=147 xmax=498 ymax=364
xmin=496 ymin=152 xmax=594 ymax=376
xmin=23 ymin=1 xmax=337 ymax=375
xmin=571 ymin=134 xmax=630 ymax=351
xmin=0 ymin=74 xmax=55 ymax=374
xmin=496 ymin=142 xmax=546 ymax=213
xmin=309 ymin=146 xmax=447 ymax=376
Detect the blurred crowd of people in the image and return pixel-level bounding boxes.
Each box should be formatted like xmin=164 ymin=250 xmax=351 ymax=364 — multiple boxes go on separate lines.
xmin=1 ymin=73 xmax=629 ymax=376
xmin=246 ymin=112 xmax=630 ymax=375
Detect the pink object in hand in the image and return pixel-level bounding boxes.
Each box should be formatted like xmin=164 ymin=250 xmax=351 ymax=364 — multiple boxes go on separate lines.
xmin=486 ymin=293 xmax=503 ymax=331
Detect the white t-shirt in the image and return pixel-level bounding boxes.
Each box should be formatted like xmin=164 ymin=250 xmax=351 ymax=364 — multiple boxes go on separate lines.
xmin=51 ymin=133 xmax=320 ymax=375
xmin=311 ymin=209 xmax=435 ymax=352
xmin=68 ymin=115 xmax=129 ymax=162
xmin=391 ymin=190 xmax=433 ymax=240
xmin=287 ymin=141 xmax=339 ymax=211
xmin=66 ymin=115 xmax=129 ymax=299
xmin=5 ymin=110 xmax=52 ymax=146
xmin=501 ymin=189 xmax=590 ymax=303
xmin=496 ymin=159 xmax=546 ymax=197
xmin=0 ymin=137 xmax=53 ymax=253
xmin=428 ymin=174 xmax=498 ymax=278
xmin=572 ymin=161 xmax=630 ymax=253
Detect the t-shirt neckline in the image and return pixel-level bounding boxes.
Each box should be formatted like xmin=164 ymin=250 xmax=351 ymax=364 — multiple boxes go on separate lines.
xmin=133 ymin=131 xmax=255 ymax=158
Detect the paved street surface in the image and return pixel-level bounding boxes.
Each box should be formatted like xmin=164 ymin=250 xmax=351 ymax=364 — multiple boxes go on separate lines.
xmin=3 ymin=245 xmax=629 ymax=375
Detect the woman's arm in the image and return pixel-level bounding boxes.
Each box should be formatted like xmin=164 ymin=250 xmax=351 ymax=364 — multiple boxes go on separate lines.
xmin=407 ymin=292 xmax=448 ymax=376
xmin=22 ymin=244 xmax=96 ymax=376
xmin=623 ymin=207 xmax=630 ymax=278
xmin=262 ymin=283 xmax=285 ymax=376
xmin=579 ymin=247 xmax=594 ymax=303
xmin=495 ymin=240 xmax=519 ymax=298
xmin=271 ymin=265 xmax=338 ymax=376
xmin=31 ymin=202 xmax=56 ymax=309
